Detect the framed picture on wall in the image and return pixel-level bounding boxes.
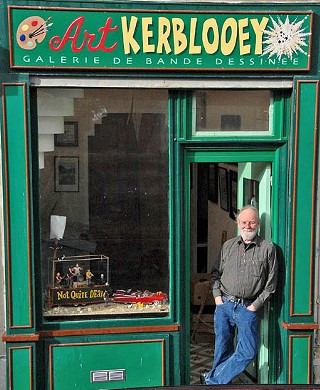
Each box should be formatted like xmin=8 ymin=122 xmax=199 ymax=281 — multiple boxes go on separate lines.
xmin=55 ymin=156 xmax=79 ymax=192
xmin=221 ymin=115 xmax=241 ymax=131
xmin=218 ymin=167 xmax=229 ymax=211
xmin=55 ymin=121 xmax=78 ymax=147
xmin=229 ymin=170 xmax=238 ymax=220
xmin=208 ymin=163 xmax=218 ymax=203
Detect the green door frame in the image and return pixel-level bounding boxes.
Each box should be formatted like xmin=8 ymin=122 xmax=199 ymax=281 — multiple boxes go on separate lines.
xmin=181 ymin=146 xmax=286 ymax=384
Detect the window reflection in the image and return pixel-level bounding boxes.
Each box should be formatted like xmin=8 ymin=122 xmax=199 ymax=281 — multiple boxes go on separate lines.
xmin=39 ymin=88 xmax=169 ymax=320
xmin=195 ymin=90 xmax=271 ymax=132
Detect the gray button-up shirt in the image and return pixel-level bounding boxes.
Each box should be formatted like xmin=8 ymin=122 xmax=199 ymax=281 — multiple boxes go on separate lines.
xmin=211 ymin=235 xmax=278 ymax=310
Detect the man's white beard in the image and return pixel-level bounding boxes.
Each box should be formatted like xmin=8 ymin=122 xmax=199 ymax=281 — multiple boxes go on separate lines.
xmin=240 ymin=228 xmax=258 ymax=242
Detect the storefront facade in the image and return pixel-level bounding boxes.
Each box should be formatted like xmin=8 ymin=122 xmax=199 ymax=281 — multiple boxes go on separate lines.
xmin=0 ymin=0 xmax=319 ymax=388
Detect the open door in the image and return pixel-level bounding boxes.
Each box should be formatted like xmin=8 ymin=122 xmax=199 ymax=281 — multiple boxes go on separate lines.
xmin=237 ymin=162 xmax=272 ymax=383
xmin=190 ymin=159 xmax=272 ymax=384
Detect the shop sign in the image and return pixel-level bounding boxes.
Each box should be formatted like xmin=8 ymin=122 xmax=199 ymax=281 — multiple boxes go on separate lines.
xmin=8 ymin=7 xmax=313 ymax=71
xmin=50 ymin=286 xmax=105 ymax=306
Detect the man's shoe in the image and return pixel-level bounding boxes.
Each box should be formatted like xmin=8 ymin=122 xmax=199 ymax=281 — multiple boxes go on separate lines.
xmin=200 ymin=371 xmax=207 ymax=385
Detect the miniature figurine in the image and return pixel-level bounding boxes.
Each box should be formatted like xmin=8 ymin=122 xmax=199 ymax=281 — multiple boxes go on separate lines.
xmin=99 ymin=273 xmax=106 ymax=285
xmin=103 ymin=282 xmax=112 ymax=306
xmin=65 ymin=267 xmax=75 ymax=288
xmin=72 ymin=263 xmax=83 ymax=282
xmin=55 ymin=272 xmax=63 ymax=288
xmin=86 ymin=269 xmax=94 ymax=285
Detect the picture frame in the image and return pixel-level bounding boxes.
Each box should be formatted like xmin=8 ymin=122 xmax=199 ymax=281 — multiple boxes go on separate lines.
xmin=55 ymin=156 xmax=79 ymax=192
xmin=218 ymin=167 xmax=229 ymax=211
xmin=208 ymin=163 xmax=218 ymax=204
xmin=221 ymin=115 xmax=241 ymax=131
xmin=55 ymin=121 xmax=78 ymax=147
xmin=229 ymin=170 xmax=238 ymax=220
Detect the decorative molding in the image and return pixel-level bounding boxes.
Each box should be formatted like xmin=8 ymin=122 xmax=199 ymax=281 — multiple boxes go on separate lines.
xmin=49 ymin=339 xmax=165 ymax=389
xmin=2 ymin=333 xmax=40 ymax=342
xmin=8 ymin=345 xmax=33 ymax=390
xmin=288 ymin=334 xmax=312 ymax=384
xmin=281 ymin=321 xmax=318 ymax=331
xmin=40 ymin=325 xmax=179 ymax=338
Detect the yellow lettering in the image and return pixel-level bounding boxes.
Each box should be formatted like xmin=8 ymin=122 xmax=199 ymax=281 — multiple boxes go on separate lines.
xmin=157 ymin=17 xmax=172 ymax=54
xmin=119 ymin=15 xmax=271 ymax=60
xmin=56 ymin=291 xmax=69 ymax=300
xmin=121 ymin=16 xmax=140 ymax=54
xmin=221 ymin=18 xmax=237 ymax=55
xmin=172 ymin=18 xmax=187 ymax=55
xmin=142 ymin=17 xmax=155 ymax=53
xmin=238 ymin=18 xmax=250 ymax=55
xmin=90 ymin=289 xmax=104 ymax=298
xmin=250 ymin=17 xmax=269 ymax=54
xmin=57 ymin=291 xmax=63 ymax=300
xmin=189 ymin=18 xmax=201 ymax=54
xmin=202 ymin=18 xmax=219 ymax=54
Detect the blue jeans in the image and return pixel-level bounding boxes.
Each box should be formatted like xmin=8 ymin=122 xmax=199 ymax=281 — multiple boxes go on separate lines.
xmin=205 ymin=298 xmax=258 ymax=385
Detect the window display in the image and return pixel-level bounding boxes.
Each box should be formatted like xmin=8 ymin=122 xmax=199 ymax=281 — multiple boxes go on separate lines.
xmin=38 ymin=88 xmax=169 ymax=320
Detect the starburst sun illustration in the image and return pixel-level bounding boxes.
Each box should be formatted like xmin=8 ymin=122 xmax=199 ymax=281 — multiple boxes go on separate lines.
xmin=262 ymin=15 xmax=311 ymax=60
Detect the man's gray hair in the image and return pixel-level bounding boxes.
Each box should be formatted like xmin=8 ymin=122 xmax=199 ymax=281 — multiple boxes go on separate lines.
xmin=236 ymin=205 xmax=260 ymax=224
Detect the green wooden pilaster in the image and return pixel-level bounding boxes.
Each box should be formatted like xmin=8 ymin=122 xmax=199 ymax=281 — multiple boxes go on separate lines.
xmin=2 ymin=82 xmax=33 ymax=330
xmin=1 ymin=80 xmax=37 ymax=389
xmin=282 ymin=78 xmax=319 ymax=384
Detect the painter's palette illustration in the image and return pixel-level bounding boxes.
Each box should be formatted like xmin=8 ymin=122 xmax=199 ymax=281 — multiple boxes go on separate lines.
xmin=16 ymin=16 xmax=53 ymax=50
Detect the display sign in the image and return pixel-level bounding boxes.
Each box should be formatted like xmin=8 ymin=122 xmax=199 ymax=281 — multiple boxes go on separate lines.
xmin=50 ymin=286 xmax=105 ymax=306
xmin=8 ymin=6 xmax=313 ymax=71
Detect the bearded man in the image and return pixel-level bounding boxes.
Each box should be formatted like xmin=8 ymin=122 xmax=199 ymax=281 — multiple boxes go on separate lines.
xmin=201 ymin=205 xmax=278 ymax=385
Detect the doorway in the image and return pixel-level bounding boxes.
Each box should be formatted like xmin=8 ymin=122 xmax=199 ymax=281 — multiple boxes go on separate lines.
xmin=187 ymin=154 xmax=274 ymax=384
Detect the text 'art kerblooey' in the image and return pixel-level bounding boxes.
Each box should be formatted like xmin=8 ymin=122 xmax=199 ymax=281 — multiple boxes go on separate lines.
xmin=9 ymin=7 xmax=313 ymax=71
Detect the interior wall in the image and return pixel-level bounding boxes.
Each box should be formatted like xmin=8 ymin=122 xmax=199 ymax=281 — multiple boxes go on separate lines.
xmin=190 ymin=163 xmax=238 ymax=275
xmin=207 ymin=202 xmax=237 ymax=271
xmin=40 ymin=88 xmax=168 ymax=241
xmin=197 ymin=90 xmax=270 ymax=132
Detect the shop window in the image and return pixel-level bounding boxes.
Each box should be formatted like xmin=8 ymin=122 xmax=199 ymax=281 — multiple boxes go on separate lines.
xmin=193 ymin=90 xmax=272 ymax=135
xmin=38 ymin=88 xmax=169 ymax=321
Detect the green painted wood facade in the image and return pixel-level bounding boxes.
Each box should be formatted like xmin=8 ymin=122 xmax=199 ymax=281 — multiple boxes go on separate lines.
xmin=1 ymin=1 xmax=320 ymax=389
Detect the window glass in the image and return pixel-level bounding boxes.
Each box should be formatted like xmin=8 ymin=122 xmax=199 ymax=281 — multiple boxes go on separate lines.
xmin=195 ymin=90 xmax=271 ymax=133
xmin=39 ymin=88 xmax=169 ymax=321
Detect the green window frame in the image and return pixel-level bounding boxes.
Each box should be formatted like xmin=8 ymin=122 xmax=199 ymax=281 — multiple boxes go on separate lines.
xmin=183 ymin=90 xmax=290 ymax=142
